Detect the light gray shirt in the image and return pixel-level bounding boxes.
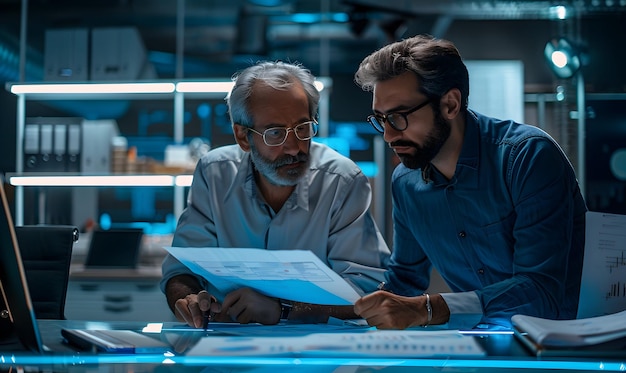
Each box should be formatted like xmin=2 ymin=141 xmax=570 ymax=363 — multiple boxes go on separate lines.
xmin=160 ymin=142 xmax=390 ymax=300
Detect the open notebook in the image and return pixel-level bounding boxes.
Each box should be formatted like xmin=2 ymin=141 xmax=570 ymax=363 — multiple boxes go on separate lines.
xmin=0 ymin=178 xmax=169 ymax=354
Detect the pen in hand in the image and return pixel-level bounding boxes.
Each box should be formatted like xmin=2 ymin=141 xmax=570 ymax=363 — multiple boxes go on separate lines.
xmin=197 ymin=290 xmax=212 ymax=331
xmin=202 ymin=311 xmax=209 ymax=331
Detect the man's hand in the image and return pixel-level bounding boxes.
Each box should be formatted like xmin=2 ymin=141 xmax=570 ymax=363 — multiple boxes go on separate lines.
xmin=354 ymin=291 xmax=427 ymax=329
xmin=174 ymin=290 xmax=221 ymax=328
xmin=220 ymin=287 xmax=281 ymax=324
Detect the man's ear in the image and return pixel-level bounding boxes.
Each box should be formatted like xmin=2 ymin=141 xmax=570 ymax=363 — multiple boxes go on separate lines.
xmin=233 ymin=124 xmax=251 ymax=152
xmin=440 ymin=88 xmax=462 ymax=119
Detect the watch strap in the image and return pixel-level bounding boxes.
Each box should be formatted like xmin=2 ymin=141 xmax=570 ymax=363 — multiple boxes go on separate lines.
xmin=279 ymin=300 xmax=293 ymax=320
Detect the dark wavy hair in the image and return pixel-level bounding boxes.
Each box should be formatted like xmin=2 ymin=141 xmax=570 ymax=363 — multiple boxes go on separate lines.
xmin=355 ymin=34 xmax=469 ymax=111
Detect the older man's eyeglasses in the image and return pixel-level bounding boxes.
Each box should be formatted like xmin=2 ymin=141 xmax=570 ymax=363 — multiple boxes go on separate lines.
xmin=247 ymin=120 xmax=319 ymax=146
xmin=367 ymin=99 xmax=431 ymax=134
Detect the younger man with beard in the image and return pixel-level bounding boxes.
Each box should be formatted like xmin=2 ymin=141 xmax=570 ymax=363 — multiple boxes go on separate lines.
xmin=352 ymin=35 xmax=587 ymax=330
xmin=161 ymin=61 xmax=390 ymax=327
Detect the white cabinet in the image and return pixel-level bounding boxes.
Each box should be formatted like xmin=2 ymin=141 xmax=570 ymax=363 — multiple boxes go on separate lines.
xmin=65 ymin=271 xmax=177 ymax=322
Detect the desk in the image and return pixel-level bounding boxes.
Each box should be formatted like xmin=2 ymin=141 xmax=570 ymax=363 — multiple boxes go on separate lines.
xmin=1 ymin=320 xmax=625 ymax=372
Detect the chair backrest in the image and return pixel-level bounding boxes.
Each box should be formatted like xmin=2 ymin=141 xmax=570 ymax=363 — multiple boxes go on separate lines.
xmin=14 ymin=225 xmax=78 ymax=320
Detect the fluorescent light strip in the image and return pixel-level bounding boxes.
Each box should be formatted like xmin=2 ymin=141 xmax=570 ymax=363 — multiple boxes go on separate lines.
xmin=10 ymin=80 xmax=326 ymax=95
xmin=9 ymin=175 xmax=176 ymax=186
xmin=175 ymin=175 xmax=193 ymax=187
xmin=10 ymin=82 xmax=176 ymax=94
xmin=176 ymin=81 xmax=234 ymax=93
xmin=176 ymin=81 xmax=325 ymax=92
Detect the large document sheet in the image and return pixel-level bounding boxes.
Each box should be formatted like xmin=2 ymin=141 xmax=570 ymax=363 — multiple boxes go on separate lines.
xmin=185 ymin=329 xmax=486 ymax=357
xmin=165 ymin=247 xmax=361 ymax=305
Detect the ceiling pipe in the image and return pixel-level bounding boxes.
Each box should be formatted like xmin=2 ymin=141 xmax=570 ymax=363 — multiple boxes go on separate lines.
xmin=343 ymin=0 xmax=626 ymax=20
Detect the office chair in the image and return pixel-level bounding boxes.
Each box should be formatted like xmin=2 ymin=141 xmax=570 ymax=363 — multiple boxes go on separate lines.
xmin=14 ymin=225 xmax=79 ymax=320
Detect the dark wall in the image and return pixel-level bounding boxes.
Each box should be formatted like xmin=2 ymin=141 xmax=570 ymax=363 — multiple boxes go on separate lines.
xmin=328 ymin=15 xmax=626 ymax=124
xmin=445 ymin=17 xmax=626 ymax=93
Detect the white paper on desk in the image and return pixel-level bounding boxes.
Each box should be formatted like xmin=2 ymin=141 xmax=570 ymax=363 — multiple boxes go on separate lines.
xmin=165 ymin=247 xmax=361 ymax=305
xmin=185 ymin=329 xmax=485 ymax=357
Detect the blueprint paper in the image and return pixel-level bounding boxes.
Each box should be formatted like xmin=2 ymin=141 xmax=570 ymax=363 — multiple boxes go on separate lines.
xmin=165 ymin=247 xmax=361 ymax=305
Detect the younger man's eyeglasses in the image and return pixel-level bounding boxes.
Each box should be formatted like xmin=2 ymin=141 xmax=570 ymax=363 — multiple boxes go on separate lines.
xmin=367 ymin=100 xmax=431 ymax=133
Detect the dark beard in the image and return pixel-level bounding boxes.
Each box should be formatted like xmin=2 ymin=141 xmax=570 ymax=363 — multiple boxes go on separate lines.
xmin=391 ymin=110 xmax=451 ymax=170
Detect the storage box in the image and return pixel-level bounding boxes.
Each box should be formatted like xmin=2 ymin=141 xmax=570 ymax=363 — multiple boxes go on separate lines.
xmin=44 ymin=28 xmax=89 ymax=81
xmin=90 ymin=27 xmax=156 ymax=81
xmin=80 ymin=119 xmax=119 ymax=172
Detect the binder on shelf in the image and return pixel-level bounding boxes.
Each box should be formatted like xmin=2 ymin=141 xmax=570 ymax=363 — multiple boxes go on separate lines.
xmin=67 ymin=124 xmax=81 ymax=172
xmin=39 ymin=124 xmax=55 ymax=171
xmin=23 ymin=124 xmax=40 ymax=171
xmin=53 ymin=124 xmax=67 ymax=171
xmin=23 ymin=118 xmax=83 ymax=172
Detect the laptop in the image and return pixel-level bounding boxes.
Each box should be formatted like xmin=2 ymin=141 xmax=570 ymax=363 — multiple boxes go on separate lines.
xmin=85 ymin=228 xmax=144 ymax=269
xmin=0 ymin=178 xmax=169 ymax=354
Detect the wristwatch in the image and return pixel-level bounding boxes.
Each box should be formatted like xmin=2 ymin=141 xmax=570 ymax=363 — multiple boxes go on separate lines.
xmin=279 ymin=300 xmax=293 ymax=320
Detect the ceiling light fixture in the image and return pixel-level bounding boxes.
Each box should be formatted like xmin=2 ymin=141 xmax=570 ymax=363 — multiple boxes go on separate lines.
xmin=8 ymin=175 xmax=177 ymax=187
xmin=9 ymin=82 xmax=176 ymax=95
xmin=175 ymin=81 xmax=235 ymax=93
xmin=7 ymin=79 xmax=327 ymax=97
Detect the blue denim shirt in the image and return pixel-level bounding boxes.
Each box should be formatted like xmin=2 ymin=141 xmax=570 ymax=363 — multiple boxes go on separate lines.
xmin=385 ymin=110 xmax=587 ymax=328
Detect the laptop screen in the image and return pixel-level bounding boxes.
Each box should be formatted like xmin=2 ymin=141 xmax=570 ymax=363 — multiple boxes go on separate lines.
xmin=0 ymin=178 xmax=45 ymax=353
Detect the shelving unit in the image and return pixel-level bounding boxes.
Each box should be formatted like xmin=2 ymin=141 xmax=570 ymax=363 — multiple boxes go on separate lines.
xmin=5 ymin=78 xmax=331 ymax=226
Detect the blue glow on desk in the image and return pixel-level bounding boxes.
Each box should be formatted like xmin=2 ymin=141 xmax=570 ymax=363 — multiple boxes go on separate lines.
xmin=3 ymin=320 xmax=624 ymax=372
xmin=2 ymin=354 xmax=626 ymax=371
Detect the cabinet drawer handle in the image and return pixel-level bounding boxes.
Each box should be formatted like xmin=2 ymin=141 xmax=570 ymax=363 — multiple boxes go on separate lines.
xmin=79 ymin=284 xmax=100 ymax=291
xmin=104 ymin=295 xmax=132 ymax=303
xmin=136 ymin=284 xmax=157 ymax=291
xmin=104 ymin=305 xmax=132 ymax=313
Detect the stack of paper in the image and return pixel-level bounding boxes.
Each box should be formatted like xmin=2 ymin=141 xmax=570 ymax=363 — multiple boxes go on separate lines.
xmin=512 ymin=310 xmax=626 ymax=356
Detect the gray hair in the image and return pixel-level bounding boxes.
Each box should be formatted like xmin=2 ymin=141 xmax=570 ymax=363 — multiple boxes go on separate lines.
xmin=226 ymin=61 xmax=320 ymax=128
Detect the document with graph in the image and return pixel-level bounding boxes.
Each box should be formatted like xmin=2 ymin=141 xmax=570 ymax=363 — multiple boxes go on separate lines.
xmin=165 ymin=247 xmax=361 ymax=305
xmin=577 ymin=211 xmax=626 ymax=318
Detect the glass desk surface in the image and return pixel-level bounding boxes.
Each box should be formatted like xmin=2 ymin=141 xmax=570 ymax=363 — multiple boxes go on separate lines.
xmin=1 ymin=319 xmax=624 ymax=373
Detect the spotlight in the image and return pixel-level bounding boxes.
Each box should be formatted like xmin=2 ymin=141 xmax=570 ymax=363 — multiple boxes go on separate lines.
xmin=544 ymin=37 xmax=581 ymax=79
